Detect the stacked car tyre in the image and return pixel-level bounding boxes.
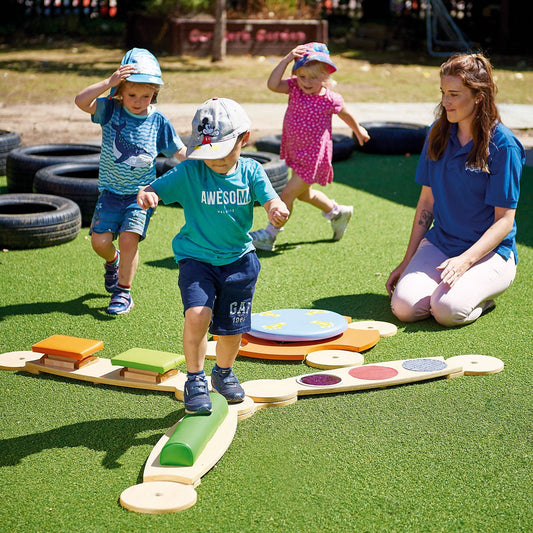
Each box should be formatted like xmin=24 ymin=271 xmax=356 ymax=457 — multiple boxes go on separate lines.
xmin=6 ymin=143 xmax=101 ymax=193
xmin=34 ymin=162 xmax=100 ymax=226
xmin=0 ymin=130 xmax=22 ymax=175
xmin=0 ymin=193 xmax=82 ymax=249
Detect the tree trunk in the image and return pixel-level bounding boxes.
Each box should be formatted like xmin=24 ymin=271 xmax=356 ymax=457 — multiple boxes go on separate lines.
xmin=212 ymin=0 xmax=227 ymax=62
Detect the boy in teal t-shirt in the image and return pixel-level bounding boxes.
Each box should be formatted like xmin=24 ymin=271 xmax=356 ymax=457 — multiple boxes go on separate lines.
xmin=138 ymin=97 xmax=289 ymax=414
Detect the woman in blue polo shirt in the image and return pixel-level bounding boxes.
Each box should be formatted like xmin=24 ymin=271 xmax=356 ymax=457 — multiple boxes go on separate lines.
xmin=386 ymin=53 xmax=525 ymax=327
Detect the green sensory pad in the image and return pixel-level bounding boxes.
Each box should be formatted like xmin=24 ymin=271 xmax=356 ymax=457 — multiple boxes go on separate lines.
xmin=111 ymin=348 xmax=185 ymax=374
xmin=160 ymin=393 xmax=229 ymax=466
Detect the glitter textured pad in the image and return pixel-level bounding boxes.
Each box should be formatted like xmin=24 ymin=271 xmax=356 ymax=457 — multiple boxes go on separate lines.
xmin=402 ymin=358 xmax=448 ymax=372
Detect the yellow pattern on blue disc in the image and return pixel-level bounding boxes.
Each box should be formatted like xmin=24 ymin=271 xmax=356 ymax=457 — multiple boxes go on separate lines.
xmin=250 ymin=309 xmax=348 ymax=342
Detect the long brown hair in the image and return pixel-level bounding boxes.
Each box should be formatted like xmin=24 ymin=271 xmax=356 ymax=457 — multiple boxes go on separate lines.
xmin=428 ymin=53 xmax=500 ymax=172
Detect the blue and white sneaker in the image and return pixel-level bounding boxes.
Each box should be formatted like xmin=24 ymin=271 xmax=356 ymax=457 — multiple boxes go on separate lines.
xmin=211 ymin=367 xmax=245 ymax=404
xmin=184 ymin=375 xmax=212 ymax=415
xmin=104 ymin=251 xmax=120 ymax=293
xmin=106 ymin=288 xmax=133 ymax=315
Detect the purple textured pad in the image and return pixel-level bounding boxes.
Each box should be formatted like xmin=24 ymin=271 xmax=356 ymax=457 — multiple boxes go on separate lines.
xmin=297 ymin=374 xmax=343 ymax=387
xmin=402 ymin=359 xmax=448 ymax=372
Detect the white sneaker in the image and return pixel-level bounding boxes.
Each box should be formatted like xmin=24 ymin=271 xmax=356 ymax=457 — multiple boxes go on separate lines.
xmin=251 ymin=228 xmax=276 ymax=251
xmin=331 ymin=205 xmax=353 ymax=241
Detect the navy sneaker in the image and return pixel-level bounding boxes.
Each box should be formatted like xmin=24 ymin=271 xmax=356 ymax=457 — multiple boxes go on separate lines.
xmin=106 ymin=288 xmax=133 ymax=315
xmin=184 ymin=375 xmax=212 ymax=415
xmin=211 ymin=367 xmax=245 ymax=404
xmin=104 ymin=251 xmax=120 ymax=293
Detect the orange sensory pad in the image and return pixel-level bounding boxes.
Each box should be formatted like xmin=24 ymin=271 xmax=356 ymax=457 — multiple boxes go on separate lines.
xmin=32 ymin=334 xmax=104 ymax=361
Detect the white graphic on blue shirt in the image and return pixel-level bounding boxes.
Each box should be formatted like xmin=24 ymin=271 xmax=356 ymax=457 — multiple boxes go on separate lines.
xmin=112 ymin=122 xmax=153 ymax=169
xmin=201 ymin=189 xmax=251 ymax=206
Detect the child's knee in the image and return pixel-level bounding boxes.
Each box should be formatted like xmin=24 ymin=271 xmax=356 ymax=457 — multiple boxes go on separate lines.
xmin=91 ymin=231 xmax=113 ymax=252
xmin=185 ymin=306 xmax=212 ymax=328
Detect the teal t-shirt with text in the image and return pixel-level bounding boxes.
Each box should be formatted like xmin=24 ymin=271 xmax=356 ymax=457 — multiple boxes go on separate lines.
xmin=152 ymin=157 xmax=277 ymax=265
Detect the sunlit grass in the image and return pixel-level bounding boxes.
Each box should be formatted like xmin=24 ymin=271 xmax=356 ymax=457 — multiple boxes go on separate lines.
xmin=1 ymin=44 xmax=532 ymax=105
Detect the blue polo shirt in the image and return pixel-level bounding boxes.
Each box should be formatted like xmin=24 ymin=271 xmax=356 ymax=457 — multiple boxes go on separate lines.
xmin=415 ymin=122 xmax=524 ymax=263
xmin=151 ymin=157 xmax=277 ymax=266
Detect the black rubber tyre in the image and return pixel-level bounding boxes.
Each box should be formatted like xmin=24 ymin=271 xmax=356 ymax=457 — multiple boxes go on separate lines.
xmin=34 ymin=163 xmax=99 ymax=227
xmin=6 ymin=143 xmax=101 ymax=193
xmin=354 ymin=122 xmax=429 ymax=155
xmin=255 ymin=133 xmax=355 ymax=162
xmin=0 ymin=193 xmax=82 ymax=249
xmin=241 ymin=151 xmax=289 ymax=194
xmin=0 ymin=130 xmax=22 ymax=176
xmin=157 ymin=156 xmax=179 ymax=176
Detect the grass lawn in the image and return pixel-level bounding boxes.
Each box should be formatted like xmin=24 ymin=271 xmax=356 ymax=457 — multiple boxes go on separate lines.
xmin=0 ymin=150 xmax=531 ymax=531
xmin=1 ymin=43 xmax=532 ymax=105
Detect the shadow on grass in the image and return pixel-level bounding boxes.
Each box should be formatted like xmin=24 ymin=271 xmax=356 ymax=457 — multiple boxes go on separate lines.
xmin=144 ymin=257 xmax=178 ymax=270
xmin=313 ymin=292 xmax=458 ymax=333
xmin=0 ymin=293 xmax=116 ymax=322
xmin=0 ymin=379 xmax=183 ymax=469
xmin=313 ymin=292 xmax=395 ymax=322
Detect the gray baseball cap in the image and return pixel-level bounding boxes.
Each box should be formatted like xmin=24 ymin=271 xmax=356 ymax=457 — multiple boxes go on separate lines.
xmin=186 ymin=97 xmax=251 ymax=160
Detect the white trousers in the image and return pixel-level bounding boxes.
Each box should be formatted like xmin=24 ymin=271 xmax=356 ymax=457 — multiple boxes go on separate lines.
xmin=391 ymin=239 xmax=516 ymax=327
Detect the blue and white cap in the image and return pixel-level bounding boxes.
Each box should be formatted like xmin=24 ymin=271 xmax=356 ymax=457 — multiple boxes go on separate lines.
xmin=186 ymin=98 xmax=251 ymax=160
xmin=121 ymin=48 xmax=163 ymax=85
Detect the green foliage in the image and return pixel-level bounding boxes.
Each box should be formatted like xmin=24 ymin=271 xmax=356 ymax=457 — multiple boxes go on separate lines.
xmin=141 ymin=0 xmax=212 ymax=17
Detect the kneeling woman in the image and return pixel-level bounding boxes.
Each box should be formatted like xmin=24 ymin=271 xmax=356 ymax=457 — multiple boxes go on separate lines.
xmin=386 ymin=53 xmax=525 ymax=327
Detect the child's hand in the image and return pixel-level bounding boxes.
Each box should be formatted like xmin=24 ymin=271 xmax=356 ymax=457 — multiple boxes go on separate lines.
xmin=354 ymin=125 xmax=370 ymax=146
xmin=109 ymin=64 xmax=136 ymax=88
xmin=290 ymin=44 xmax=308 ymax=61
xmin=137 ymin=185 xmax=159 ymax=210
xmin=268 ymin=202 xmax=290 ymax=226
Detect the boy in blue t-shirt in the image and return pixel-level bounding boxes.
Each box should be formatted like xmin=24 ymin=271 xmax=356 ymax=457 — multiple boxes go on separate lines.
xmin=75 ymin=48 xmax=186 ymax=315
xmin=138 ymin=97 xmax=289 ymax=414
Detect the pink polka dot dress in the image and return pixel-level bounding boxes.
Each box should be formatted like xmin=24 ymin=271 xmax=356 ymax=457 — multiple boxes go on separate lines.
xmin=280 ymin=77 xmax=344 ymax=186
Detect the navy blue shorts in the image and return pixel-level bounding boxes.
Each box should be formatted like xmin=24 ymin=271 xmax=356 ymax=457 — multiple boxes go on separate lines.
xmin=178 ymin=252 xmax=261 ymax=336
xmin=90 ymin=190 xmax=154 ymax=240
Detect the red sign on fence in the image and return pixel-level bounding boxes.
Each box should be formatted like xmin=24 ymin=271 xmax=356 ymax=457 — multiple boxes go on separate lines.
xmin=127 ymin=16 xmax=328 ymax=56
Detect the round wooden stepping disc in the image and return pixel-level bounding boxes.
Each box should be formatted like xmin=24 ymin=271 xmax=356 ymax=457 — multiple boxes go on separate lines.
xmin=305 ymin=349 xmax=364 ymax=369
xmin=445 ymin=354 xmax=504 ymax=375
xmin=0 ymin=351 xmax=42 ymax=370
xmin=250 ymin=309 xmax=348 ymax=342
xmin=230 ymin=395 xmax=256 ymax=418
xmin=119 ymin=481 xmax=197 ymax=514
xmin=205 ymin=340 xmax=217 ymax=360
xmin=241 ymin=379 xmax=298 ymax=403
xmin=254 ymin=395 xmax=298 ymax=410
xmin=348 ymin=320 xmax=397 ymax=337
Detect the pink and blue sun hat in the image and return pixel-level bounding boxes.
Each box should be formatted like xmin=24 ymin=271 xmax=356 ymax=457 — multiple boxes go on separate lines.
xmin=292 ymin=42 xmax=337 ymax=73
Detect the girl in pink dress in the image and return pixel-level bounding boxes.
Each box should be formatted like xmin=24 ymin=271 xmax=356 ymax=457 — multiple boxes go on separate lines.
xmin=251 ymin=42 xmax=369 ymax=251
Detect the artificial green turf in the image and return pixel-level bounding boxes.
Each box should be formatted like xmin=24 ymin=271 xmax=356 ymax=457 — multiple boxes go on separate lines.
xmin=0 ymin=154 xmax=531 ymax=532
